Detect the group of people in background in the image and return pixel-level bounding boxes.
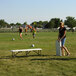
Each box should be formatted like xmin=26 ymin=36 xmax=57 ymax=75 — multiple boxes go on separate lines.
xmin=19 ymin=25 xmax=36 ymax=40
xmin=19 ymin=22 xmax=70 ymax=56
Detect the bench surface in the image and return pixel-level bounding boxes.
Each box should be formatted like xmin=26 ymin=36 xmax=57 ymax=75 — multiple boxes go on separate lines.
xmin=11 ymin=48 xmax=42 ymax=52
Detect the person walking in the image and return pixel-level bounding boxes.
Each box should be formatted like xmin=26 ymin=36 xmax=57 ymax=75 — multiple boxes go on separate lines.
xmin=32 ymin=27 xmax=36 ymax=38
xmin=19 ymin=26 xmax=23 ymax=40
xmin=58 ymin=22 xmax=70 ymax=56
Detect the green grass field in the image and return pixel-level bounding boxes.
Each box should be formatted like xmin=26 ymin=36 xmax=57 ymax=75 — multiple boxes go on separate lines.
xmin=0 ymin=32 xmax=76 ymax=76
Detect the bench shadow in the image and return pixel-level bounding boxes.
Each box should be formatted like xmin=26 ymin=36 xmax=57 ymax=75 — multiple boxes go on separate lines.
xmin=31 ymin=57 xmax=76 ymax=61
xmin=0 ymin=55 xmax=76 ymax=61
xmin=11 ymin=54 xmax=52 ymax=58
xmin=0 ymin=54 xmax=55 ymax=59
xmin=0 ymin=56 xmax=12 ymax=59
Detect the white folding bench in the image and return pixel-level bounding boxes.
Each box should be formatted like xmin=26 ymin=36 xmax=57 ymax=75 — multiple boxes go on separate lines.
xmin=10 ymin=48 xmax=42 ymax=57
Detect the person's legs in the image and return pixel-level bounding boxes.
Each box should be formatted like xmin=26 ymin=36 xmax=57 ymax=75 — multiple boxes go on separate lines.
xmin=61 ymin=38 xmax=66 ymax=56
xmin=33 ymin=33 xmax=35 ymax=38
xmin=20 ymin=33 xmax=23 ymax=40
xmin=61 ymin=38 xmax=70 ymax=56
xmin=63 ymin=46 xmax=70 ymax=56
xmin=61 ymin=46 xmax=65 ymax=56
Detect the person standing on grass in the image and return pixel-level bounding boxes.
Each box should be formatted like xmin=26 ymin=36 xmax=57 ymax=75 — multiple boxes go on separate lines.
xmin=58 ymin=22 xmax=70 ymax=56
xmin=32 ymin=27 xmax=36 ymax=38
xmin=25 ymin=27 xmax=27 ymax=35
xmin=19 ymin=26 xmax=23 ymax=40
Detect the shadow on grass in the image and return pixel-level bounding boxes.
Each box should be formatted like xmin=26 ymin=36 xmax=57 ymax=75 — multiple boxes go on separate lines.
xmin=0 ymin=55 xmax=40 ymax=59
xmin=0 ymin=55 xmax=54 ymax=59
xmin=0 ymin=55 xmax=12 ymax=59
xmin=0 ymin=55 xmax=30 ymax=59
xmin=0 ymin=55 xmax=76 ymax=61
xmin=31 ymin=57 xmax=76 ymax=61
xmin=0 ymin=54 xmax=53 ymax=58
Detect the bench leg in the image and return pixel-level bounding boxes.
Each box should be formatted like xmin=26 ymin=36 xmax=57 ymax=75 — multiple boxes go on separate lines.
xmin=38 ymin=50 xmax=41 ymax=55
xmin=26 ymin=51 xmax=28 ymax=56
xmin=12 ymin=52 xmax=22 ymax=57
xmin=33 ymin=50 xmax=41 ymax=55
xmin=12 ymin=52 xmax=15 ymax=57
xmin=39 ymin=50 xmax=41 ymax=55
xmin=25 ymin=51 xmax=31 ymax=56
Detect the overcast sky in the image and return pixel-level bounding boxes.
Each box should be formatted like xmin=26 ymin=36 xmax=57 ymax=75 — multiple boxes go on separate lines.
xmin=0 ymin=0 xmax=76 ymax=24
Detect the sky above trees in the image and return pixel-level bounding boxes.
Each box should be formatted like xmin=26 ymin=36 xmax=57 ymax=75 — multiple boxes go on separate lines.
xmin=0 ymin=0 xmax=76 ymax=24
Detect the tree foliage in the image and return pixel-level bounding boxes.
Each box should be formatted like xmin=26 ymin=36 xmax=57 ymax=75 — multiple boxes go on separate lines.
xmin=0 ymin=16 xmax=76 ymax=28
xmin=64 ymin=16 xmax=76 ymax=28
xmin=16 ymin=22 xmax=21 ymax=26
xmin=31 ymin=21 xmax=48 ymax=28
xmin=45 ymin=18 xmax=62 ymax=28
xmin=23 ymin=22 xmax=27 ymax=25
xmin=0 ymin=19 xmax=8 ymax=28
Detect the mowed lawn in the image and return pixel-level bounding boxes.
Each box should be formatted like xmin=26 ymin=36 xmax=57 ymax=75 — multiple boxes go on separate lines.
xmin=0 ymin=32 xmax=76 ymax=76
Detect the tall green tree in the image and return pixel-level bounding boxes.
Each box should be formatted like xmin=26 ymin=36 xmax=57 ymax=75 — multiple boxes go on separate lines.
xmin=10 ymin=23 xmax=15 ymax=26
xmin=0 ymin=19 xmax=8 ymax=28
xmin=52 ymin=18 xmax=61 ymax=28
xmin=45 ymin=20 xmax=55 ymax=28
xmin=31 ymin=21 xmax=43 ymax=28
xmin=45 ymin=18 xmax=61 ymax=28
xmin=64 ymin=16 xmax=76 ymax=28
xmin=23 ymin=22 xmax=27 ymax=25
xmin=16 ymin=22 xmax=21 ymax=26
xmin=38 ymin=21 xmax=43 ymax=28
xmin=42 ymin=21 xmax=48 ymax=28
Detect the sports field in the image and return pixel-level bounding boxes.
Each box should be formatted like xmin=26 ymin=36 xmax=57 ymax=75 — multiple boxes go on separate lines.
xmin=0 ymin=32 xmax=76 ymax=76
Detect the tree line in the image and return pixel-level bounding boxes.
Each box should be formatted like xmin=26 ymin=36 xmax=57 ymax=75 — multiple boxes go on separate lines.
xmin=0 ymin=16 xmax=76 ymax=29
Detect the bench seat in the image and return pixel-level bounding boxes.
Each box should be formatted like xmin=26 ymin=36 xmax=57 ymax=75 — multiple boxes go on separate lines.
xmin=10 ymin=48 xmax=42 ymax=57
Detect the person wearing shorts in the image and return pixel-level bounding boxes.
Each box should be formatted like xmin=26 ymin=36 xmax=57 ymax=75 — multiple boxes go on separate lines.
xmin=25 ymin=27 xmax=27 ymax=35
xmin=19 ymin=26 xmax=23 ymax=40
xmin=32 ymin=28 xmax=36 ymax=38
xmin=58 ymin=22 xmax=70 ymax=56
